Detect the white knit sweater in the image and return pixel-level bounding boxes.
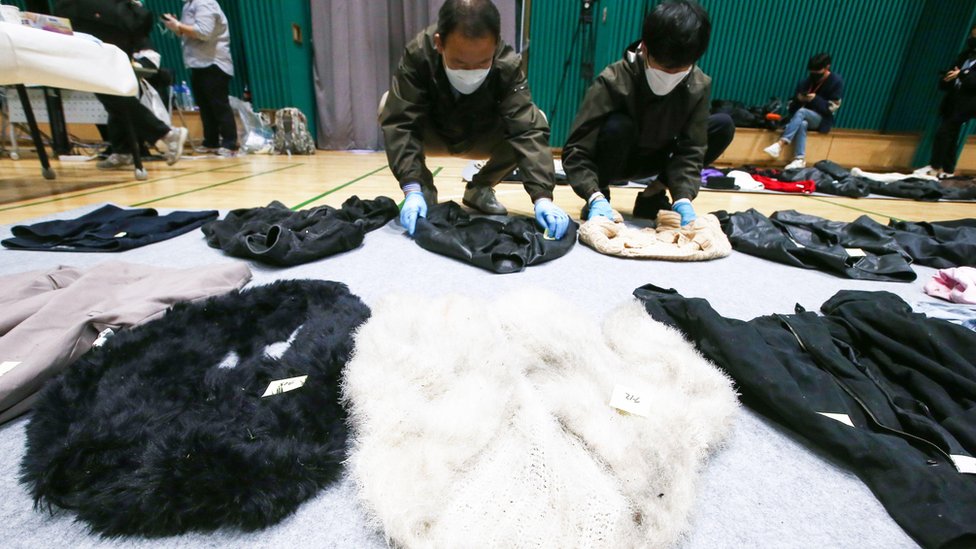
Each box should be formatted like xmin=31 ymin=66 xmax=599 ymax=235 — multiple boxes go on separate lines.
xmin=343 ymin=292 xmax=738 ymax=548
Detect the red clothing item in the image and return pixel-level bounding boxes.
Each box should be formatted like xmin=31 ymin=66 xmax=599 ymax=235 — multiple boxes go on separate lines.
xmin=751 ymin=175 xmax=816 ymax=194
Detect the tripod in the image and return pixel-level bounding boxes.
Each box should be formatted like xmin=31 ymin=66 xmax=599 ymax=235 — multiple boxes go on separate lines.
xmin=550 ymin=0 xmax=600 ymax=124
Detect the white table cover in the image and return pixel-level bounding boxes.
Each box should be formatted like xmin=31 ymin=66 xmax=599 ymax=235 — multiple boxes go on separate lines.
xmin=0 ymin=22 xmax=136 ymax=96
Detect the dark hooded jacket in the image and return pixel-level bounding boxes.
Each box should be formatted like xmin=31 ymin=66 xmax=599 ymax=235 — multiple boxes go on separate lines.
xmin=562 ymin=42 xmax=712 ymax=202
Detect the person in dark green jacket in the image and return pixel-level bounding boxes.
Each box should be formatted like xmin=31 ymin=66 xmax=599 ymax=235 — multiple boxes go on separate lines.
xmin=380 ymin=0 xmax=569 ymax=239
xmin=562 ymin=0 xmax=734 ymax=225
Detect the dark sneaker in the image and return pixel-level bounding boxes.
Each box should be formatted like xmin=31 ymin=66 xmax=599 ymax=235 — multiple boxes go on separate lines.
xmin=632 ymin=190 xmax=671 ymax=219
xmin=96 ymin=153 xmax=133 ymax=169
xmin=462 ymin=185 xmax=508 ymax=215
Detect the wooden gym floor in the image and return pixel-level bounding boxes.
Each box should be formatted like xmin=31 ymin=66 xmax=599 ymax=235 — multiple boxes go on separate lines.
xmin=0 ymin=151 xmax=974 ymax=227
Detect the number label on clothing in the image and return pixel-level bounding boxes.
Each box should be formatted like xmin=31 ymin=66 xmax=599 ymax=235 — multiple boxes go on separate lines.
xmin=92 ymin=328 xmax=115 ymax=348
xmin=0 ymin=361 xmax=21 ymax=377
xmin=609 ymin=384 xmax=651 ymax=417
xmin=951 ymin=455 xmax=976 ymax=475
xmin=261 ymin=375 xmax=308 ymax=397
xmin=817 ymin=412 xmax=855 ymax=427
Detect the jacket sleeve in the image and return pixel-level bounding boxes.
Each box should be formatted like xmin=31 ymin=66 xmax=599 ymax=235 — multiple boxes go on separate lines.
xmin=187 ymin=0 xmax=221 ymax=42
xmin=794 ymin=78 xmax=808 ymax=100
xmin=379 ymin=49 xmax=430 ymax=189
xmin=561 ymin=71 xmax=619 ymax=200
xmin=498 ymin=68 xmax=555 ymax=201
xmin=664 ymin=81 xmax=710 ymax=202
xmin=809 ymin=76 xmax=844 ymax=116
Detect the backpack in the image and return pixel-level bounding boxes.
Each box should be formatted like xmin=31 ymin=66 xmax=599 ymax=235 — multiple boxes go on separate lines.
xmin=273 ymin=108 xmax=316 ymax=155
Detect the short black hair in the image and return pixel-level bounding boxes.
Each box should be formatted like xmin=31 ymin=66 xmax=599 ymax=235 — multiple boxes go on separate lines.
xmin=437 ymin=0 xmax=501 ymax=42
xmin=642 ymin=0 xmax=711 ymax=69
xmin=808 ymin=53 xmax=832 ymax=71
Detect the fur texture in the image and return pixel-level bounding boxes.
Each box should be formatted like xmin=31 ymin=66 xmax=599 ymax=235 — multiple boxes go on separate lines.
xmin=344 ymin=291 xmax=739 ymax=548
xmin=21 ymin=280 xmax=369 ymax=537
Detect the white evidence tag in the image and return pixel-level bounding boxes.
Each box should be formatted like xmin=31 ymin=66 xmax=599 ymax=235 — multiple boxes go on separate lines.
xmin=92 ymin=328 xmax=115 ymax=348
xmin=0 ymin=361 xmax=22 ymax=377
xmin=950 ymin=455 xmax=976 ymax=475
xmin=261 ymin=375 xmax=308 ymax=398
xmin=845 ymin=248 xmax=866 ymax=257
xmin=817 ymin=412 xmax=855 ymax=427
xmin=609 ymin=384 xmax=651 ymax=417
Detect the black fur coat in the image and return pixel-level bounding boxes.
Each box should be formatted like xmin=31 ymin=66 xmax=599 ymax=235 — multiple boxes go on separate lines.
xmin=21 ymin=280 xmax=369 ymax=537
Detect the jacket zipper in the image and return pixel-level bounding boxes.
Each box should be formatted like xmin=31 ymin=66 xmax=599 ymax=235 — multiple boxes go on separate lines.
xmin=777 ymin=315 xmax=957 ymax=465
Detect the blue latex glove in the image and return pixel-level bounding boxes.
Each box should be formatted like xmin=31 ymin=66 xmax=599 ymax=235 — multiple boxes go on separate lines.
xmin=672 ymin=199 xmax=697 ymax=226
xmin=400 ymin=191 xmax=427 ymax=236
xmin=587 ymin=198 xmax=615 ymax=221
xmin=534 ymin=198 xmax=570 ymax=240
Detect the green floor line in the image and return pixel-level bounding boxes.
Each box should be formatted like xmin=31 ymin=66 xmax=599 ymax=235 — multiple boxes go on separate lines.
xmin=0 ymin=162 xmax=248 ymax=213
xmin=131 ymin=164 xmax=303 ymax=207
xmin=291 ymin=165 xmax=388 ymax=210
xmin=805 ymin=195 xmax=905 ymax=222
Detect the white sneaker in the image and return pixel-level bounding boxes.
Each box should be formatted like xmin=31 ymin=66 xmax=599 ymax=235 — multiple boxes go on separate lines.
xmin=784 ymin=157 xmax=806 ymax=170
xmin=158 ymin=127 xmax=188 ymax=165
xmin=914 ymin=165 xmax=937 ymax=177
xmin=763 ymin=141 xmax=782 ymax=159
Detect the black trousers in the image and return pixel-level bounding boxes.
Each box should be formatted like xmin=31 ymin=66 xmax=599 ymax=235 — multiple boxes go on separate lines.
xmin=94 ymin=93 xmax=170 ymax=155
xmin=931 ymin=108 xmax=976 ymax=172
xmin=190 ymin=65 xmax=238 ymax=150
xmin=594 ymin=112 xmax=735 ymax=199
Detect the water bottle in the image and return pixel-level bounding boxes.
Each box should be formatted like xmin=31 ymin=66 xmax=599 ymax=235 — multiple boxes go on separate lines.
xmin=180 ymin=81 xmax=196 ymax=111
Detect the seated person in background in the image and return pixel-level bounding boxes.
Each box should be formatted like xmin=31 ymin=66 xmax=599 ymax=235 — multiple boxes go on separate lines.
xmin=919 ymin=24 xmax=976 ymax=179
xmin=55 ymin=0 xmax=187 ymax=169
xmin=561 ymin=0 xmax=733 ymax=225
xmin=379 ymin=0 xmax=569 ymax=239
xmin=764 ymin=53 xmax=844 ymax=170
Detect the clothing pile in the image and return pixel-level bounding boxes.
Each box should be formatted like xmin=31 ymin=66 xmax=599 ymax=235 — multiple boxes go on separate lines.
xmin=0 ymin=262 xmax=251 ymax=423
xmin=2 ymin=205 xmax=217 ymax=252
xmin=579 ymin=209 xmax=731 ymax=261
xmin=717 ymin=209 xmax=976 ymax=281
xmin=202 ymin=196 xmax=398 ymax=266
xmin=413 ymin=201 xmax=578 ymax=273
xmin=703 ymin=163 xmax=976 ymax=201
xmin=344 ymin=291 xmax=738 ymax=548
xmin=635 ymin=285 xmax=976 ymax=549
xmin=22 ymin=280 xmax=367 ymax=536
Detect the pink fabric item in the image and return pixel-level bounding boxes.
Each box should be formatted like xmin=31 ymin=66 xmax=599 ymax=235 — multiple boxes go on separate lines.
xmin=924 ymin=267 xmax=976 ymax=304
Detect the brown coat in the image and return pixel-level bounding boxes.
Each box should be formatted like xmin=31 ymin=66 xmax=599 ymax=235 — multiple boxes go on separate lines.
xmin=0 ymin=262 xmax=251 ymax=423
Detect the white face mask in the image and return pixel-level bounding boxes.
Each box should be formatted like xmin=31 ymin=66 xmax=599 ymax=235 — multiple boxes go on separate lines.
xmin=444 ymin=65 xmax=491 ymax=95
xmin=644 ymin=64 xmax=691 ymax=96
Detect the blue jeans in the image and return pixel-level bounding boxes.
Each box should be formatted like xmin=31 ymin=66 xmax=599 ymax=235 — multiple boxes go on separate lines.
xmin=781 ymin=108 xmax=822 ymax=157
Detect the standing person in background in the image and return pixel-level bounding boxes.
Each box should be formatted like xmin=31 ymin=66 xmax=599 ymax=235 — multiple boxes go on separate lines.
xmin=764 ymin=53 xmax=844 ymax=170
xmin=919 ymin=24 xmax=976 ymax=179
xmin=163 ymin=0 xmax=238 ymax=156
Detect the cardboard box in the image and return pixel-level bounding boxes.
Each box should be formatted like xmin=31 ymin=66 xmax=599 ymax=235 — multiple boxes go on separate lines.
xmin=20 ymin=11 xmax=74 ymax=35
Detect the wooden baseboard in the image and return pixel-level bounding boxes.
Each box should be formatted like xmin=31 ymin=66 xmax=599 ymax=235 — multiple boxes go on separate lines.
xmin=716 ymin=127 xmax=921 ymax=172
